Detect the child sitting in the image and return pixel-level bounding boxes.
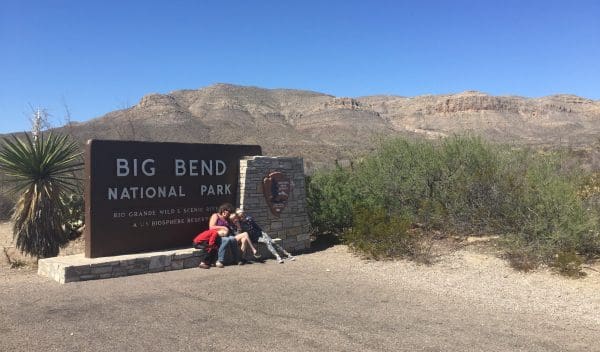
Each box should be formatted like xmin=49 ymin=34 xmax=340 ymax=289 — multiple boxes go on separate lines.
xmin=235 ymin=209 xmax=295 ymax=264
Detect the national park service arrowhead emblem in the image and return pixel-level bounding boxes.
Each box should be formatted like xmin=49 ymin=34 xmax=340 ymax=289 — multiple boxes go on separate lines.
xmin=263 ymin=171 xmax=292 ymax=217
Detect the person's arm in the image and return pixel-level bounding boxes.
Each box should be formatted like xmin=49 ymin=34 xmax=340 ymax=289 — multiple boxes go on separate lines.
xmin=248 ymin=216 xmax=263 ymax=232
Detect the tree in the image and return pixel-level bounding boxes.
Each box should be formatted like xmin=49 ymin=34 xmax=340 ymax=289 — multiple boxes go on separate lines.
xmin=0 ymin=132 xmax=83 ymax=257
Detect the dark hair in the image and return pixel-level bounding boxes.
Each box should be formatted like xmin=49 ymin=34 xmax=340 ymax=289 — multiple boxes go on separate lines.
xmin=218 ymin=203 xmax=234 ymax=214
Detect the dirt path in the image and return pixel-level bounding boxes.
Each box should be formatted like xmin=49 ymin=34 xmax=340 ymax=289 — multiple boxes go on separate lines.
xmin=1 ymin=222 xmax=599 ymax=351
xmin=0 ymin=221 xmax=34 ymax=268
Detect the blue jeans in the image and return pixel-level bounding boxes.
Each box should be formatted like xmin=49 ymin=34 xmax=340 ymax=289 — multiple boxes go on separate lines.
xmin=217 ymin=236 xmax=241 ymax=264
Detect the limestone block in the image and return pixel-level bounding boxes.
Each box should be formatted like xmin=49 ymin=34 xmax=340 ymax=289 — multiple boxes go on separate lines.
xmin=297 ymin=233 xmax=311 ymax=241
xmin=183 ymin=257 xmax=201 ymax=268
xmin=170 ymin=260 xmax=184 ymax=270
xmin=149 ymin=255 xmax=171 ymax=271
xmin=270 ymin=221 xmax=283 ymax=230
xmin=275 ymin=233 xmax=288 ymax=241
xmin=127 ymin=262 xmax=149 ymax=275
xmin=113 ymin=267 xmax=128 ymax=277
xmin=148 ymin=267 xmax=164 ymax=273
xmin=91 ymin=265 xmax=113 ymax=275
xmin=37 ymin=262 xmax=48 ymax=277
xmin=286 ymin=227 xmax=301 ymax=236
xmin=65 ymin=266 xmax=91 ymax=280
xmin=173 ymin=251 xmax=196 ymax=261
xmin=122 ymin=258 xmax=139 ymax=266
xmin=282 ymin=239 xmax=296 ymax=247
xmin=54 ymin=271 xmax=67 ymax=284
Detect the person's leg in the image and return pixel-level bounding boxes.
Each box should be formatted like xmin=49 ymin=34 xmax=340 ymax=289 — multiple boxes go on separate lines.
xmin=262 ymin=231 xmax=294 ymax=260
xmin=278 ymin=244 xmax=294 ymax=260
xmin=198 ymin=249 xmax=210 ymax=269
xmin=228 ymin=236 xmax=242 ymax=263
xmin=217 ymin=236 xmax=234 ymax=266
xmin=208 ymin=250 xmax=217 ymax=265
xmin=233 ymin=232 xmax=245 ymax=252
xmin=235 ymin=232 xmax=258 ymax=257
xmin=259 ymin=233 xmax=282 ymax=262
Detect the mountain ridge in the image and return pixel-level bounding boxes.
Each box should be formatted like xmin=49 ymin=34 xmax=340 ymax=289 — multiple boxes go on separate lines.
xmin=7 ymin=83 xmax=600 ymax=172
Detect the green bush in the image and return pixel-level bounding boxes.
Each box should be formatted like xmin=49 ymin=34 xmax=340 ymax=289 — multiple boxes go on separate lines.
xmin=551 ymin=250 xmax=585 ymax=277
xmin=306 ymin=168 xmax=356 ymax=234
xmin=498 ymin=153 xmax=599 ymax=265
xmin=63 ymin=192 xmax=85 ymax=239
xmin=343 ymin=206 xmax=414 ymax=260
xmin=306 ymin=135 xmax=600 ymax=273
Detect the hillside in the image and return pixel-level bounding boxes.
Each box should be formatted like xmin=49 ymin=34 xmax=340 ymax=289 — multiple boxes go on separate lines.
xmin=12 ymin=84 xmax=600 ymax=172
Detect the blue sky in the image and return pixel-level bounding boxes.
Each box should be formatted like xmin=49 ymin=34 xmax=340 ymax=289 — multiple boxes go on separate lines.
xmin=1 ymin=0 xmax=599 ymax=133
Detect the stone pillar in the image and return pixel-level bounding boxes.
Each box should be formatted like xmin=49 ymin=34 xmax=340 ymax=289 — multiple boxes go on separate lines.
xmin=238 ymin=156 xmax=311 ymax=251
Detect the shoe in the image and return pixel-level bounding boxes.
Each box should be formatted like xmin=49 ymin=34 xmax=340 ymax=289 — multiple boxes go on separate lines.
xmin=287 ymin=256 xmax=295 ymax=261
xmin=198 ymin=262 xmax=210 ymax=269
xmin=215 ymin=261 xmax=224 ymax=268
xmin=277 ymin=258 xmax=284 ymax=264
xmin=238 ymin=259 xmax=248 ymax=265
xmin=253 ymin=252 xmax=262 ymax=259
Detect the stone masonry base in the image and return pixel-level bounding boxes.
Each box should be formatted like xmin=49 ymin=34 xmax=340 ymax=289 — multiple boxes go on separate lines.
xmin=38 ymin=247 xmax=203 ymax=284
xmin=38 ymin=239 xmax=284 ymax=284
xmin=238 ymin=156 xmax=311 ymax=251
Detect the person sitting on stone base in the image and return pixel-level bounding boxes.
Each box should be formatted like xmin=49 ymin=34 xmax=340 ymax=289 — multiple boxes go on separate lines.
xmin=209 ymin=203 xmax=255 ymax=267
xmin=234 ymin=208 xmax=295 ymax=264
xmin=192 ymin=228 xmax=226 ymax=269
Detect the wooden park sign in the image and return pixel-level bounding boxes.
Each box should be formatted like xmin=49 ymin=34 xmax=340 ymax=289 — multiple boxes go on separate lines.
xmin=84 ymin=140 xmax=261 ymax=258
xmin=262 ymin=171 xmax=292 ymax=216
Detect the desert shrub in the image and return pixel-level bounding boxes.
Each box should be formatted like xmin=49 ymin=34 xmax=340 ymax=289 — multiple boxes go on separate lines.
xmin=349 ymin=138 xmax=442 ymax=224
xmin=306 ymin=135 xmax=600 ymax=272
xmin=63 ymin=192 xmax=85 ymax=239
xmin=497 ymin=154 xmax=600 ymax=267
xmin=9 ymin=259 xmax=27 ymax=269
xmin=346 ymin=136 xmax=511 ymax=232
xmin=0 ymin=133 xmax=83 ymax=258
xmin=503 ymin=247 xmax=541 ymax=272
xmin=436 ymin=137 xmax=506 ymax=232
xmin=343 ymin=206 xmax=415 ymax=259
xmin=306 ymin=168 xmax=356 ymax=234
xmin=550 ymin=250 xmax=585 ymax=277
xmin=579 ymin=171 xmax=600 ymax=222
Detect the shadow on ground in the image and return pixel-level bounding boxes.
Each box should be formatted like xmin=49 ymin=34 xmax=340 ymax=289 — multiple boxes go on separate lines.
xmin=304 ymin=233 xmax=342 ymax=254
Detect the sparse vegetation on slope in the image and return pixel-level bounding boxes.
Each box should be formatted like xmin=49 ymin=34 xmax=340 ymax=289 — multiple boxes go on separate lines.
xmin=20 ymin=84 xmax=600 ymax=174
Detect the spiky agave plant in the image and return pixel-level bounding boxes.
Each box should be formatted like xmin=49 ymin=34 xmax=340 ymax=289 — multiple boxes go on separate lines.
xmin=0 ymin=133 xmax=82 ymax=258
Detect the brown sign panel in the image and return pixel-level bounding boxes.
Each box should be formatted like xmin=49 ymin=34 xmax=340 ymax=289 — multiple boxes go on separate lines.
xmin=84 ymin=140 xmax=261 ymax=258
xmin=262 ymin=171 xmax=292 ymax=216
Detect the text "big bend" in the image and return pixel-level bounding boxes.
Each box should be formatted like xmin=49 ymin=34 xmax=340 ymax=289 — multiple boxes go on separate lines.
xmin=116 ymin=158 xmax=227 ymax=177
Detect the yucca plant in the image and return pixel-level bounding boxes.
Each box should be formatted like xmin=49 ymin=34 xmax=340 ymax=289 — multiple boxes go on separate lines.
xmin=0 ymin=133 xmax=83 ymax=258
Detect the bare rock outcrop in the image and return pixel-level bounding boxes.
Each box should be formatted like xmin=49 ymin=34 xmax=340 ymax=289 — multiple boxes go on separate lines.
xmin=34 ymin=84 xmax=600 ymax=172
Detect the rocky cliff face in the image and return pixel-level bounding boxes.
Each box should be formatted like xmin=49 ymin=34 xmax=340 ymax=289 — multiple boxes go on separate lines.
xmin=51 ymin=84 xmax=600 ymax=172
xmin=358 ymin=90 xmax=600 ymax=149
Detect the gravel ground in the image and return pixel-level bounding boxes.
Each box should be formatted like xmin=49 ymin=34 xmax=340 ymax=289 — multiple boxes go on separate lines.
xmin=1 ymin=221 xmax=599 ymax=351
